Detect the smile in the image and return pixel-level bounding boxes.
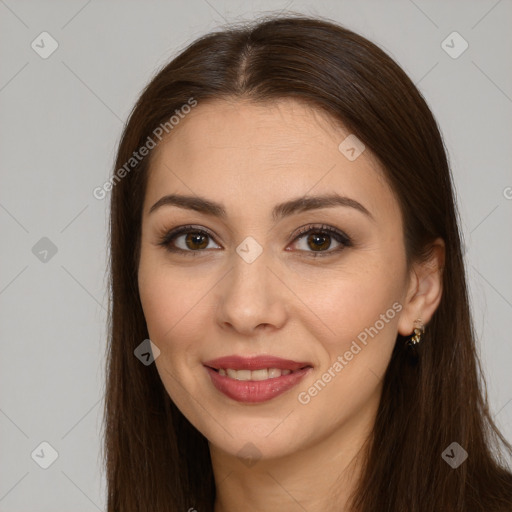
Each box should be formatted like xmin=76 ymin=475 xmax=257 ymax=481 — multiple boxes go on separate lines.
xmin=216 ymin=368 xmax=292 ymax=380
xmin=203 ymin=355 xmax=313 ymax=403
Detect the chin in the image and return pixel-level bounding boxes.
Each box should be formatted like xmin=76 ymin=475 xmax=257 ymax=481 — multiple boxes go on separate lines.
xmin=193 ymin=404 xmax=317 ymax=463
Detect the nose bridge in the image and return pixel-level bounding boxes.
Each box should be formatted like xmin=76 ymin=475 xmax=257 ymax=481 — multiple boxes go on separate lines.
xmin=228 ymin=240 xmax=273 ymax=306
xmin=215 ymin=237 xmax=287 ymax=331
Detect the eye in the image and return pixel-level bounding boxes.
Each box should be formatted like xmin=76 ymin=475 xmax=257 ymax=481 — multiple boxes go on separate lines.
xmin=158 ymin=225 xmax=220 ymax=256
xmin=288 ymin=224 xmax=352 ymax=256
xmin=158 ymin=223 xmax=352 ymax=257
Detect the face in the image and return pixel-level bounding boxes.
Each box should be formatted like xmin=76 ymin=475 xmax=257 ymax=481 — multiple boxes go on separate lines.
xmin=137 ymin=98 xmax=411 ymax=460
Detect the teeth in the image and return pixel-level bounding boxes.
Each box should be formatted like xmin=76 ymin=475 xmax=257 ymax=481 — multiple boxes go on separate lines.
xmin=251 ymin=369 xmax=269 ymax=381
xmin=217 ymin=368 xmax=293 ymax=380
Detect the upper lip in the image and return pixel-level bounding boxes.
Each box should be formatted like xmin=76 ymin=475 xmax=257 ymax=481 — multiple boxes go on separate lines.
xmin=203 ymin=355 xmax=312 ymax=371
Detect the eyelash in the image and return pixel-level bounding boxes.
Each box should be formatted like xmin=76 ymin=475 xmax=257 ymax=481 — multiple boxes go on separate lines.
xmin=157 ymin=223 xmax=352 ymax=258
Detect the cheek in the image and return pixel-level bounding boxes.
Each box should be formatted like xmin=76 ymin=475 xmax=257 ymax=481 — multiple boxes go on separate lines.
xmin=293 ymin=264 xmax=404 ymax=427
xmin=137 ymin=255 xmax=213 ymax=416
xmin=295 ymin=258 xmax=404 ymax=350
xmin=138 ymin=253 xmax=214 ymax=356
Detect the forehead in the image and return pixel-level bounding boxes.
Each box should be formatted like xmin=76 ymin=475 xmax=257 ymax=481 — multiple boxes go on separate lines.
xmin=144 ymin=98 xmax=396 ymax=220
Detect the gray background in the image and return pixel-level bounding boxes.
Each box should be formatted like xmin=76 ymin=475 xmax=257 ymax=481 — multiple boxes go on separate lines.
xmin=1 ymin=0 xmax=511 ymax=510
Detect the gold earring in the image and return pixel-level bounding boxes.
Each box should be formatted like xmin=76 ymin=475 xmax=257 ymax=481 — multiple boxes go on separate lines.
xmin=406 ymin=319 xmax=425 ymax=348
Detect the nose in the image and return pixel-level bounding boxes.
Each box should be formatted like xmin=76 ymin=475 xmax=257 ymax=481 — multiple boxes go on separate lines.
xmin=214 ymin=248 xmax=288 ymax=336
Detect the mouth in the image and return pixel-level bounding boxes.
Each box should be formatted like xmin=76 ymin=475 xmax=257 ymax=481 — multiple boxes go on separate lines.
xmin=212 ymin=367 xmax=303 ymax=380
xmin=203 ymin=355 xmax=313 ymax=403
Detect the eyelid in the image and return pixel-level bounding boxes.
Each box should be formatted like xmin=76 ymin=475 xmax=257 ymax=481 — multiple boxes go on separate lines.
xmin=291 ymin=223 xmax=351 ymax=243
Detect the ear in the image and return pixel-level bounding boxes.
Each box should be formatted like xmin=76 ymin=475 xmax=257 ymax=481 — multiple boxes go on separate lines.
xmin=397 ymin=238 xmax=445 ymax=336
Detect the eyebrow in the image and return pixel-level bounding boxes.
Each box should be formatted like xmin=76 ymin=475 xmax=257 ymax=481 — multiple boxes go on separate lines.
xmin=148 ymin=193 xmax=374 ymax=222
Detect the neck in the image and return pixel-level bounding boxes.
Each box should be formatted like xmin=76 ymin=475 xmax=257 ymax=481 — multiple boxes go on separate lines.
xmin=209 ymin=391 xmax=379 ymax=512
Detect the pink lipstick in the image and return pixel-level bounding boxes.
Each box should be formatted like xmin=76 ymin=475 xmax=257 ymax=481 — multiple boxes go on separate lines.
xmin=203 ymin=355 xmax=312 ymax=403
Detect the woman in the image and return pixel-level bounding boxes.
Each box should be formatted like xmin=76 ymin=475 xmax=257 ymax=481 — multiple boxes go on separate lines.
xmin=104 ymin=14 xmax=512 ymax=512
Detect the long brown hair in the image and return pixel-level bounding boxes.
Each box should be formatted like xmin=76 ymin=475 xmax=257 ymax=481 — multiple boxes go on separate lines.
xmin=104 ymin=13 xmax=512 ymax=511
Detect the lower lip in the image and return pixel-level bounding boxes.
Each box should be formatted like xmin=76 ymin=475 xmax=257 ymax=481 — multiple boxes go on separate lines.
xmin=204 ymin=366 xmax=312 ymax=403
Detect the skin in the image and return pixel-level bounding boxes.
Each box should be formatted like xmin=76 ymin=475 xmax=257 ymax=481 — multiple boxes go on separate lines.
xmin=137 ymin=98 xmax=444 ymax=512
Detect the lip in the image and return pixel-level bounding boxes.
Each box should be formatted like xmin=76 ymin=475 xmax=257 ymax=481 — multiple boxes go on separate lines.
xmin=203 ymin=355 xmax=313 ymax=403
xmin=203 ymin=355 xmax=311 ymax=372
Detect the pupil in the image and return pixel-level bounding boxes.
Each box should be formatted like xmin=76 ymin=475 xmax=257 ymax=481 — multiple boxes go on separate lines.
xmin=309 ymin=233 xmax=330 ymax=251
xmin=187 ymin=232 xmax=208 ymax=250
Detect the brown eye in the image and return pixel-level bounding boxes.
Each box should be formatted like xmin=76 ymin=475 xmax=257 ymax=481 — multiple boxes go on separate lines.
xmin=290 ymin=224 xmax=352 ymax=256
xmin=305 ymin=232 xmax=332 ymax=251
xmin=158 ymin=225 xmax=221 ymax=256
xmin=183 ymin=232 xmax=209 ymax=250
